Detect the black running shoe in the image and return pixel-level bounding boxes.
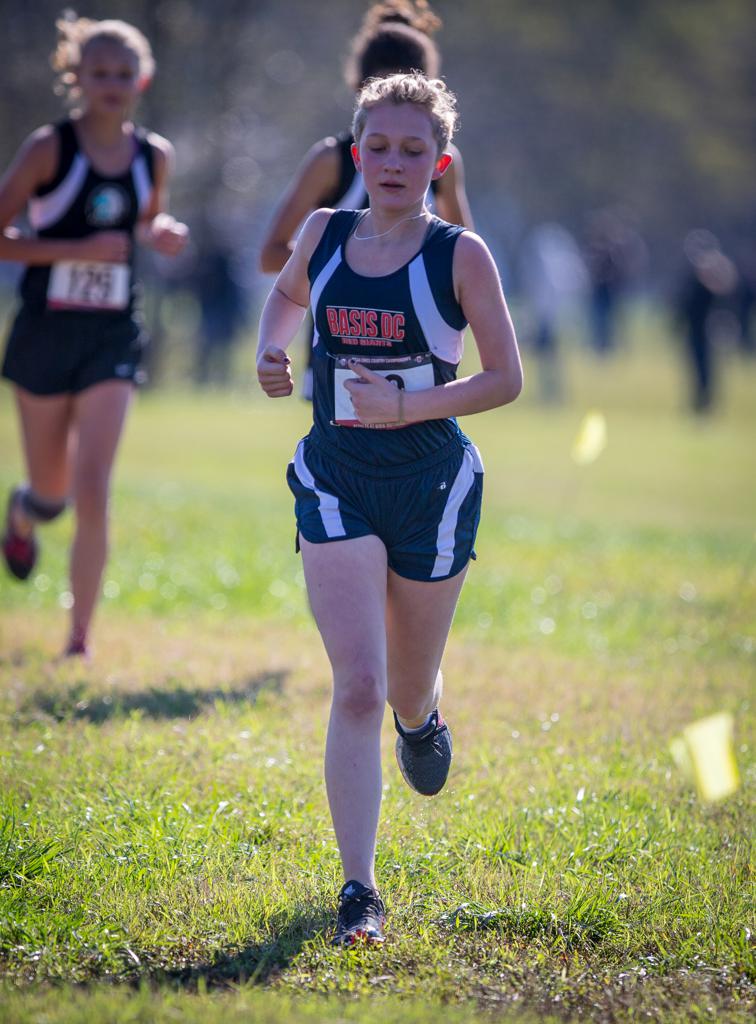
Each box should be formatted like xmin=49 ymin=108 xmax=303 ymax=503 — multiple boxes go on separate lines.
xmin=394 ymin=709 xmax=452 ymax=796
xmin=1 ymin=488 xmax=37 ymax=581
xmin=332 ymin=879 xmax=386 ymax=946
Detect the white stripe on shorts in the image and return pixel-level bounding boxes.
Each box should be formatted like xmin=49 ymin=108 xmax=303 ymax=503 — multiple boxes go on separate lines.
xmin=431 ymin=445 xmax=480 ymax=579
xmin=293 ymin=441 xmax=346 ymax=539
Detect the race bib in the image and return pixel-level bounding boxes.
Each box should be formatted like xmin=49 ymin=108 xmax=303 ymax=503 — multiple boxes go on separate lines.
xmin=332 ymin=352 xmax=435 ymax=428
xmin=47 ymin=261 xmax=130 ymax=312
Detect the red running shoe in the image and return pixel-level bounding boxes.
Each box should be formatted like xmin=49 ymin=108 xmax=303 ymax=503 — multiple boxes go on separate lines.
xmin=2 ymin=489 xmax=37 ymax=581
xmin=64 ymin=626 xmax=90 ymax=660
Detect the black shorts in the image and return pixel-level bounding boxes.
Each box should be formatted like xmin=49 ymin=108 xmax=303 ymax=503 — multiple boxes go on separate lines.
xmin=287 ymin=434 xmax=484 ymax=582
xmin=1 ymin=306 xmax=147 ymax=396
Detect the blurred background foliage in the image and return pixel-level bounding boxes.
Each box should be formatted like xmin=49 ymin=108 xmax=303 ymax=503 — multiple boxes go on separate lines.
xmin=3 ymin=1 xmax=753 ymax=264
xmin=0 ymin=0 xmax=754 ymax=387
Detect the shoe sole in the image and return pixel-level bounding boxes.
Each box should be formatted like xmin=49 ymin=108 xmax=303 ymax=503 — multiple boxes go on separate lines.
xmin=333 ymin=928 xmax=386 ymax=947
xmin=394 ymin=735 xmax=452 ymax=796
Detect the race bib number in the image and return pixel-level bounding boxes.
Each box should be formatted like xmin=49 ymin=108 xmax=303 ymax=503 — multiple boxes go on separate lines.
xmin=47 ymin=261 xmax=130 ymax=312
xmin=332 ymin=353 xmax=435 ymax=428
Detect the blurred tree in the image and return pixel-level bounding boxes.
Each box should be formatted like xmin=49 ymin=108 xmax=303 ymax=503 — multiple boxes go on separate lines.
xmin=0 ymin=0 xmax=753 ymax=292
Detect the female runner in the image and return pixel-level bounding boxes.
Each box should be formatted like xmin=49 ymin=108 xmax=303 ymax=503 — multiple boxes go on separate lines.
xmin=257 ymin=73 xmax=521 ymax=945
xmin=0 ymin=14 xmax=188 ymax=657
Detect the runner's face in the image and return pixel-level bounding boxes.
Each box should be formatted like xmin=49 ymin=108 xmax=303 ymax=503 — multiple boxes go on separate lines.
xmin=76 ymin=41 xmax=141 ymax=117
xmin=358 ymin=102 xmax=440 ymax=210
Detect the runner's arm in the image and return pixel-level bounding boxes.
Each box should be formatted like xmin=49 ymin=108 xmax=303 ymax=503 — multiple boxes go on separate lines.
xmin=257 ymin=209 xmax=333 ymax=396
xmin=135 ymin=136 xmax=188 ymax=256
xmin=259 ymin=140 xmax=341 ymax=274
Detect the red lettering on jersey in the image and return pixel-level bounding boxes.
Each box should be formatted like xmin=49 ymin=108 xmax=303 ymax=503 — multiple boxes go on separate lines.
xmin=327 ymin=306 xmax=404 ymax=341
xmin=348 ymin=309 xmax=362 ymax=336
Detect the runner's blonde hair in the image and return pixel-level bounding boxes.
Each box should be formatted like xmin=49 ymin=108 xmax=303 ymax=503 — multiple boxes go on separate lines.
xmin=352 ymin=72 xmax=458 ymax=154
xmin=52 ymin=12 xmax=154 ymax=103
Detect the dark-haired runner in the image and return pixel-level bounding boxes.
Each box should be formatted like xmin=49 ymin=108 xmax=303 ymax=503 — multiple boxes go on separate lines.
xmin=259 ymin=0 xmax=473 ymax=399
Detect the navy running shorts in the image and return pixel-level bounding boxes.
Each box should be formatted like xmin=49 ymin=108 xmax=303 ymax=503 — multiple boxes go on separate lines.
xmin=287 ymin=434 xmax=484 ymax=582
xmin=1 ymin=306 xmax=146 ymax=395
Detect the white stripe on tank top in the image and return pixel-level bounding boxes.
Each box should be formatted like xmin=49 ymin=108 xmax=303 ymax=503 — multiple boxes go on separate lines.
xmin=132 ymin=153 xmax=153 ymax=213
xmin=310 ymin=245 xmax=342 ymax=322
xmin=28 ymin=153 xmax=89 ymax=231
xmin=408 ymin=253 xmax=465 ymax=365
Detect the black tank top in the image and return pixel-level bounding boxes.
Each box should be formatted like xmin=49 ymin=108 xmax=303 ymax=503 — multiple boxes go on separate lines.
xmin=19 ymin=120 xmax=156 ymax=314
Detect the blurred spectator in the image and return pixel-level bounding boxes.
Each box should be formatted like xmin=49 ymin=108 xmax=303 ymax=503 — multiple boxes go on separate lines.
xmin=583 ymin=207 xmax=647 ymax=355
xmin=732 ymin=233 xmax=756 ymax=356
xmin=517 ymin=222 xmax=587 ymax=402
xmin=675 ymin=229 xmax=738 ymax=413
xmin=194 ymin=242 xmax=246 ymax=387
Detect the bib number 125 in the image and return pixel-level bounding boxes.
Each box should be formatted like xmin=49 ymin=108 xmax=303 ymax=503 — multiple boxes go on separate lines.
xmin=47 ymin=260 xmax=130 ymax=312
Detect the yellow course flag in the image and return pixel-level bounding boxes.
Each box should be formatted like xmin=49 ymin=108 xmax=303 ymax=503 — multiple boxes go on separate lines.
xmin=670 ymin=711 xmax=740 ymax=802
xmin=571 ymin=411 xmax=607 ymax=465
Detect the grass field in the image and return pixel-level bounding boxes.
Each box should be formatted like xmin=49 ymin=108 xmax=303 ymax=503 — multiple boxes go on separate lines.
xmin=0 ymin=321 xmax=754 ymax=1022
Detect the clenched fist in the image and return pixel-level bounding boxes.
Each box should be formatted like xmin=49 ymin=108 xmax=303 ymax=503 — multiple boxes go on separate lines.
xmin=142 ymin=213 xmax=189 ymax=257
xmin=257 ymin=345 xmax=293 ymax=397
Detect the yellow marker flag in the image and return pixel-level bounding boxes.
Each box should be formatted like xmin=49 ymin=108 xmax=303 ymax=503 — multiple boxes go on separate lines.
xmin=571 ymin=411 xmax=607 ymax=465
xmin=670 ymin=712 xmax=740 ymax=802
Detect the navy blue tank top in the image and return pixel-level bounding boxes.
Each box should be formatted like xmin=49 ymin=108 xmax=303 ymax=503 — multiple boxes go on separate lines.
xmin=19 ymin=120 xmax=156 ymax=314
xmin=307 ymin=209 xmax=468 ymax=467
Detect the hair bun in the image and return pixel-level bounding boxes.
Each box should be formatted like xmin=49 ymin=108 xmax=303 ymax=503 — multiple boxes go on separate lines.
xmin=365 ymin=1 xmax=442 ymax=37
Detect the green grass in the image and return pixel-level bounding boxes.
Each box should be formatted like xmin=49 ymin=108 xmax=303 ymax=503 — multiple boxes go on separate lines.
xmin=0 ymin=320 xmax=754 ymax=1022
